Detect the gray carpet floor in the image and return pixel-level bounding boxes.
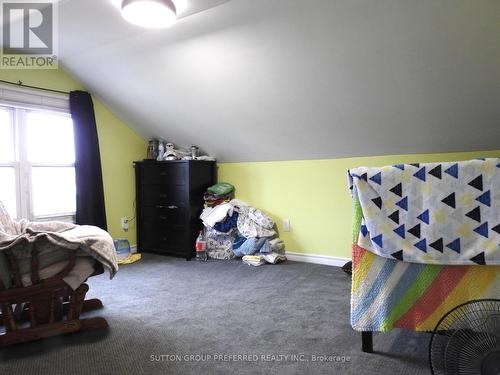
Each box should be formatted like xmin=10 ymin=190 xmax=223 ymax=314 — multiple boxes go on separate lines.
xmin=0 ymin=254 xmax=430 ymax=375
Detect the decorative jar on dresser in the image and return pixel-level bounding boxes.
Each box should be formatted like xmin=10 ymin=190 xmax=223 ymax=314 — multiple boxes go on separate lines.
xmin=134 ymin=160 xmax=216 ymax=260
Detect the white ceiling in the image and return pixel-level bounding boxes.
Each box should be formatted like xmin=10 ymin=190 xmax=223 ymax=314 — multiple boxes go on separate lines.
xmin=59 ymin=0 xmax=500 ymax=162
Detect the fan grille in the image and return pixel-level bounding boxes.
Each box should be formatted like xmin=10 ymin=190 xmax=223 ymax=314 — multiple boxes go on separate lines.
xmin=429 ymin=299 xmax=500 ymax=375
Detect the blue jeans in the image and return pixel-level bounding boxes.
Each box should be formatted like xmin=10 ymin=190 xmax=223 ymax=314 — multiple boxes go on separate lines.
xmin=232 ymin=237 xmax=271 ymax=257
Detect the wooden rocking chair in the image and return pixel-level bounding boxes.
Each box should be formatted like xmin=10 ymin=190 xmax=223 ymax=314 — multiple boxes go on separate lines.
xmin=0 ymin=246 xmax=109 ymax=347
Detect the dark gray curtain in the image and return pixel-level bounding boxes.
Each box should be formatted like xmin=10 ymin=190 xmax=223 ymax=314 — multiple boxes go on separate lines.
xmin=70 ymin=91 xmax=107 ymax=230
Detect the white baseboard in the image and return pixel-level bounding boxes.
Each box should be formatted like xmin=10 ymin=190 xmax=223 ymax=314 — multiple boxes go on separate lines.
xmin=285 ymin=251 xmax=350 ymax=267
xmin=129 ymin=245 xmax=348 ymax=267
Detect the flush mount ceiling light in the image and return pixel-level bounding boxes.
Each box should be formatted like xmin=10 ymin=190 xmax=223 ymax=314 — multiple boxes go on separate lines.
xmin=121 ymin=0 xmax=182 ymax=28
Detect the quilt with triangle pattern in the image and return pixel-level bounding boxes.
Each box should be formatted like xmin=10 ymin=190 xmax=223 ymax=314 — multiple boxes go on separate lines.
xmin=348 ymin=158 xmax=500 ymax=265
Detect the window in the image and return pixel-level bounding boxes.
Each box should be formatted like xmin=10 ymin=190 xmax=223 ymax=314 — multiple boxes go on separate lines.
xmin=0 ymin=104 xmax=76 ymax=221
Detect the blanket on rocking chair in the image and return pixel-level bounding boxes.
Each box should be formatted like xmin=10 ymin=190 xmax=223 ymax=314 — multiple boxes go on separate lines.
xmin=0 ymin=201 xmax=118 ymax=290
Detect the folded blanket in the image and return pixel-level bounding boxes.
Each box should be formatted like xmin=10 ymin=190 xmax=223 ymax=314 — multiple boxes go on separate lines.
xmin=349 ymin=158 xmax=500 ymax=265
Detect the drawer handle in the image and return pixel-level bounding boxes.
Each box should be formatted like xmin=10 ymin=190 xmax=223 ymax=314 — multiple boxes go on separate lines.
xmin=156 ymin=205 xmax=167 ymax=209
xmin=167 ymin=205 xmax=178 ymax=210
xmin=160 ymin=172 xmax=168 ymax=176
xmin=159 ymin=215 xmax=167 ymax=220
xmin=160 ymin=237 xmax=167 ymax=241
xmin=159 ymin=194 xmax=168 ymax=198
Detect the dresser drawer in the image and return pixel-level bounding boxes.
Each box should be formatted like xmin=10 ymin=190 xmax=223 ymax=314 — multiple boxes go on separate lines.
xmin=141 ymin=206 xmax=189 ymax=227
xmin=141 ymin=164 xmax=187 ymax=185
xmin=157 ymin=229 xmax=190 ymax=252
xmin=141 ymin=185 xmax=187 ymax=207
xmin=140 ymin=225 xmax=189 ymax=253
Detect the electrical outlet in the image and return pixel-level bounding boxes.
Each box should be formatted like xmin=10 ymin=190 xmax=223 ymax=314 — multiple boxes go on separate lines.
xmin=283 ymin=219 xmax=290 ymax=232
xmin=121 ymin=217 xmax=129 ymax=231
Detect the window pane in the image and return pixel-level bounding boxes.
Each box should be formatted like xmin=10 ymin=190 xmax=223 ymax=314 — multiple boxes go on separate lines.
xmin=0 ymin=108 xmax=15 ymax=162
xmin=0 ymin=167 xmax=17 ymax=218
xmin=32 ymin=167 xmax=76 ymax=217
xmin=26 ymin=112 xmax=75 ymax=164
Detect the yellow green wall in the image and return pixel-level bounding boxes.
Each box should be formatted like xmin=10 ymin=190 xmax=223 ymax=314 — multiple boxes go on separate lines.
xmin=0 ymin=69 xmax=146 ymax=244
xmin=219 ymin=150 xmax=500 ymax=259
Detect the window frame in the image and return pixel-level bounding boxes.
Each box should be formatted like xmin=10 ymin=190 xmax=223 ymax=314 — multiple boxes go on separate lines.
xmin=0 ymin=101 xmax=76 ymax=222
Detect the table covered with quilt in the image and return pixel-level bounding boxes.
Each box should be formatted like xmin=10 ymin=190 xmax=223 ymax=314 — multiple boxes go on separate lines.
xmin=348 ymin=158 xmax=500 ymax=332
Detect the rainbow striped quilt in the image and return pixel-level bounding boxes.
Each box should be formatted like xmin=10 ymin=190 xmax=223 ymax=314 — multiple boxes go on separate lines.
xmin=350 ymin=187 xmax=500 ymax=332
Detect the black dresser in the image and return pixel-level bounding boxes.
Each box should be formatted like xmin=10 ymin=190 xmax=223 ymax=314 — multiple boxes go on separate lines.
xmin=134 ymin=160 xmax=216 ymax=260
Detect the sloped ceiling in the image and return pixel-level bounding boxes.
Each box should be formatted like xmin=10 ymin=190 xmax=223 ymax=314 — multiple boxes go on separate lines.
xmin=60 ymin=0 xmax=500 ymax=162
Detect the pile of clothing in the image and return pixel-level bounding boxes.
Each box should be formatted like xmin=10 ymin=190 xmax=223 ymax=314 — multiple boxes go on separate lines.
xmin=199 ymin=183 xmax=286 ymax=265
xmin=204 ymin=183 xmax=235 ymax=207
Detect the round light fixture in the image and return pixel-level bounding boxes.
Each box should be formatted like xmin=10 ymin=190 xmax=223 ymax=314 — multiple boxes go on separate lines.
xmin=121 ymin=0 xmax=177 ymax=28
